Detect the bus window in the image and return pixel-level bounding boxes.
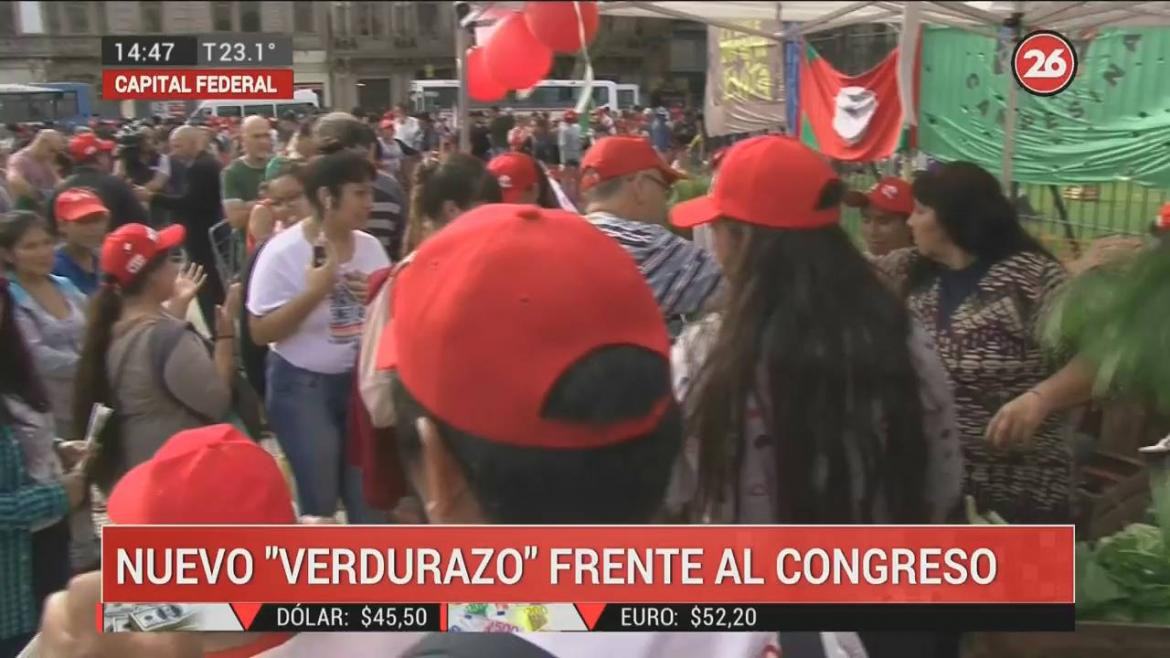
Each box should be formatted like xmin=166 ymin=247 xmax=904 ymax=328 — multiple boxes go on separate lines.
xmin=243 ymin=103 xmax=276 ymax=117
xmin=216 ymin=105 xmax=242 ymax=117
xmin=27 ymin=93 xmax=55 ymax=121
xmin=591 ymin=86 xmax=609 ymax=108
xmin=56 ymin=92 xmax=78 ymax=119
xmin=617 ymin=89 xmax=636 ymax=109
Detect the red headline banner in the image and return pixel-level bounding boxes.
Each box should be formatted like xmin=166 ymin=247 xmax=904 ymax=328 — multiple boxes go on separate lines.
xmin=101 ymin=525 xmax=1074 ymax=604
xmin=100 ymin=69 xmax=294 ymax=100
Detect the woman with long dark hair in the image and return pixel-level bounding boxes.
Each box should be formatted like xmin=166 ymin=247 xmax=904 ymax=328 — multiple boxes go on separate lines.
xmin=73 ymin=223 xmax=233 ymax=495
xmin=670 ymin=135 xmax=964 ymax=658
xmin=400 ymin=151 xmax=502 ymax=258
xmin=669 ymin=136 xmax=961 ymax=525
xmin=0 ymin=276 xmax=86 ymax=656
xmin=875 ymin=161 xmax=1094 ymax=524
xmin=0 ymin=211 xmax=88 ymax=440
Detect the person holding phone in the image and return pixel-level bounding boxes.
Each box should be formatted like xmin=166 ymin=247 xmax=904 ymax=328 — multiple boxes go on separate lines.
xmin=247 ymin=150 xmax=389 ymax=524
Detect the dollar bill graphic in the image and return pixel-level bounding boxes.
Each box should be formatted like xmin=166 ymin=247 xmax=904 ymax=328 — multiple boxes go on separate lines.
xmin=103 ymin=615 xmax=131 ymax=633
xmin=128 ymin=604 xmax=196 ymax=632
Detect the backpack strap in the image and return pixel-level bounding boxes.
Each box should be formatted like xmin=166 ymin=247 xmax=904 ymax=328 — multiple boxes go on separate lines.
xmin=148 ymin=318 xmax=217 ymax=424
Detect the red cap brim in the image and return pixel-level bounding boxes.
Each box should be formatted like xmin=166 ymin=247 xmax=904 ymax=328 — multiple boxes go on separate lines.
xmin=157 ymin=224 xmax=186 ymax=250
xmin=670 ymin=195 xmax=720 ymax=229
xmin=60 ymin=201 xmax=109 ymax=223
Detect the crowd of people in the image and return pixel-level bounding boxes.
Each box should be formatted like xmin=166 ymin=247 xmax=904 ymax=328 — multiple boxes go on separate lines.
xmin=0 ymin=96 xmax=1149 ymax=658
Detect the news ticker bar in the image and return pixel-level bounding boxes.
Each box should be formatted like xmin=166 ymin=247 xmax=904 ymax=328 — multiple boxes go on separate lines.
xmin=101 ymin=525 xmax=1076 ymax=605
xmin=103 ymin=602 xmax=1075 ymax=633
xmin=101 ymin=36 xmax=293 ymax=67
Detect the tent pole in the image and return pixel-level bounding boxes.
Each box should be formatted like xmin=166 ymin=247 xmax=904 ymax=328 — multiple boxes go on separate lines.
xmin=456 ymin=3 xmax=470 ymax=153
xmin=1001 ymin=6 xmax=1024 ymax=193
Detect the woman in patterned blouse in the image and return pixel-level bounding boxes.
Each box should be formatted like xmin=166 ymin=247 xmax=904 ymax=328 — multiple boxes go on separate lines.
xmin=0 ymin=276 xmax=85 ymax=655
xmin=879 ymin=162 xmax=1095 ymax=523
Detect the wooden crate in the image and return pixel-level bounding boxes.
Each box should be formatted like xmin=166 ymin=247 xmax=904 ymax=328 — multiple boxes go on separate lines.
xmin=1076 ymin=450 xmax=1150 ymax=540
xmin=966 ymin=623 xmax=1170 ymax=658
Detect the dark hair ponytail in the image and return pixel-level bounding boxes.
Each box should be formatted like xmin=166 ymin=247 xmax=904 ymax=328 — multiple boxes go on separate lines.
xmin=74 ymin=280 xmax=124 ymax=491
xmin=74 ymin=255 xmax=168 ymax=492
xmin=402 ymin=152 xmax=502 ymax=258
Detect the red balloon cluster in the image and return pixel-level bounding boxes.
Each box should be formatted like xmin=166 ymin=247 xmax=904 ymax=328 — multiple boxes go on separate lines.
xmin=468 ymin=2 xmax=601 ymax=99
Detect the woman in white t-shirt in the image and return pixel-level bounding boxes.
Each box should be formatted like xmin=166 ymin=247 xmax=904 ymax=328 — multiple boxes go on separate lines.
xmin=247 ymin=150 xmax=390 ymax=523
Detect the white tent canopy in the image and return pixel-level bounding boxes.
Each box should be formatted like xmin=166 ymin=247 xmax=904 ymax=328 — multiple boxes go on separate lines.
xmin=459 ymin=2 xmax=1170 ymax=183
xmin=470 ymin=2 xmax=1170 ymax=39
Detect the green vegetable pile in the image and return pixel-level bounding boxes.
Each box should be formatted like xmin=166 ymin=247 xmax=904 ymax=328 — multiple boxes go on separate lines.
xmin=1076 ymin=458 xmax=1170 ymax=625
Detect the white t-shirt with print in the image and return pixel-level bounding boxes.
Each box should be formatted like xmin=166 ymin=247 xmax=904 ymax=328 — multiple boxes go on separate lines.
xmin=247 ymin=224 xmax=390 ymax=374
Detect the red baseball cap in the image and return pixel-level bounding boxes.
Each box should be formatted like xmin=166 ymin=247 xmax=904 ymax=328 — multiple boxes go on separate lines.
xmin=488 ymin=152 xmax=540 ymax=203
xmin=108 ymin=424 xmax=295 ymax=525
xmin=68 ymin=132 xmax=114 ymax=162
xmin=100 ymin=223 xmax=185 ymax=286
xmin=671 ymin=135 xmax=839 ymax=230
xmin=579 ymin=136 xmax=685 ymax=193
xmin=377 ymin=204 xmax=671 ymax=449
xmin=563 ymin=109 xmax=579 ymax=122
xmin=55 ymin=188 xmax=109 ymax=223
xmin=844 ymin=177 xmax=914 ymax=217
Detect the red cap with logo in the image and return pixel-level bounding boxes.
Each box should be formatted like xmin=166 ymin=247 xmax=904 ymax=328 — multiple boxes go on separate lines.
xmin=108 ymin=424 xmax=295 ymax=525
xmin=100 ymin=223 xmax=185 ymax=287
xmin=844 ymin=177 xmax=915 ymax=217
xmin=377 ymin=204 xmax=670 ymax=449
xmin=55 ymin=188 xmax=109 ymax=223
xmin=579 ymin=136 xmax=685 ymax=194
xmin=488 ymin=152 xmax=540 ymax=203
xmin=68 ymin=132 xmax=114 ymax=162
xmin=671 ymin=135 xmax=839 ymax=230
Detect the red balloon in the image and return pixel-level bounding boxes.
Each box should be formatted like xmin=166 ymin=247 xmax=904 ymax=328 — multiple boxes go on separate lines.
xmin=484 ymin=13 xmax=553 ymax=91
xmin=524 ymin=1 xmax=600 ymax=53
xmin=467 ymin=47 xmax=507 ymax=102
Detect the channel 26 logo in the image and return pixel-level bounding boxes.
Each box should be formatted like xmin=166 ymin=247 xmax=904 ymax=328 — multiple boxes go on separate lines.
xmin=1011 ymin=30 xmax=1078 ymax=96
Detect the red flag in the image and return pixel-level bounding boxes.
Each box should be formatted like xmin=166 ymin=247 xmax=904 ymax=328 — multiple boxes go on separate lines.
xmin=799 ymin=46 xmax=904 ymax=162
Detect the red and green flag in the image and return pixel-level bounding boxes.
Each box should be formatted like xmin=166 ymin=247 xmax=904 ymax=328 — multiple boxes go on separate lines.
xmin=798 ymin=45 xmax=907 ymax=162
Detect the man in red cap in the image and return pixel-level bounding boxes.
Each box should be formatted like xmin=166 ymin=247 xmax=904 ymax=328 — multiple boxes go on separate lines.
xmin=47 ymin=132 xmax=147 ymax=234
xmin=51 ymin=188 xmax=110 ymax=295
xmin=579 ymin=136 xmax=723 ymax=338
xmin=487 ymin=152 xmax=541 ymax=205
xmin=370 ymin=203 xmax=779 ymax=657
xmin=844 ymin=176 xmax=915 ymax=257
xmin=37 ymin=425 xmax=304 ymax=658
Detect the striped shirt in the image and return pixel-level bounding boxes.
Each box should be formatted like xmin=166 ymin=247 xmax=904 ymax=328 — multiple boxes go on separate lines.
xmin=0 ymin=423 xmax=69 ymax=640
xmin=586 ymin=212 xmax=724 ymax=338
xmin=368 ymin=172 xmax=407 ymax=260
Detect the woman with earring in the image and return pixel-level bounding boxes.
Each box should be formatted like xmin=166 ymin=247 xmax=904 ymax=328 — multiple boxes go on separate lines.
xmin=247 ymin=151 xmax=390 ymax=524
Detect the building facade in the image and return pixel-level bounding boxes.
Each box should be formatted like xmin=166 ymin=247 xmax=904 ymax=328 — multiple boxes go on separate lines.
xmin=0 ymin=1 xmax=706 ymax=117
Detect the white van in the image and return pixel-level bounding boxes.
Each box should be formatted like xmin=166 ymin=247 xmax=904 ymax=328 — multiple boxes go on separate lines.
xmin=190 ymin=89 xmax=319 ymax=119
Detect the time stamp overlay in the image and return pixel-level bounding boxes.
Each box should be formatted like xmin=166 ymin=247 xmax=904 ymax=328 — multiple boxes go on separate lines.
xmin=101 ymin=35 xmax=295 ymax=99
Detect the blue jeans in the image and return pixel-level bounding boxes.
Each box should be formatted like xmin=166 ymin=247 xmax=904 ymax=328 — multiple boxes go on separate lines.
xmin=266 ymin=352 xmax=380 ymax=523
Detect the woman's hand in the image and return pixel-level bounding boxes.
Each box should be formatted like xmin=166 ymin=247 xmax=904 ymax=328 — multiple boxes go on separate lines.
xmin=306 ymin=241 xmax=339 ymax=298
xmin=172 ymin=263 xmax=207 ymax=305
xmin=986 ymin=390 xmax=1052 ymax=448
xmin=56 ymin=441 xmax=89 ymax=470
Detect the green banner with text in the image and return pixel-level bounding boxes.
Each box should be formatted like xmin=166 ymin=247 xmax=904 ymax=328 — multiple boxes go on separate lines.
xmin=918 ymin=27 xmax=1170 ymax=187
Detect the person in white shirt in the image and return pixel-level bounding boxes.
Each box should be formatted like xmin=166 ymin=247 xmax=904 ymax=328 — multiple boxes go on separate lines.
xmin=247 ymin=150 xmax=389 ymax=524
xmin=392 ymin=104 xmax=422 ymax=153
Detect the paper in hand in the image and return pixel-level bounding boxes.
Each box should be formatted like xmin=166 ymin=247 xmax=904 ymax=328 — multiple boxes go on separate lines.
xmin=84 ymin=403 xmax=113 ymax=448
